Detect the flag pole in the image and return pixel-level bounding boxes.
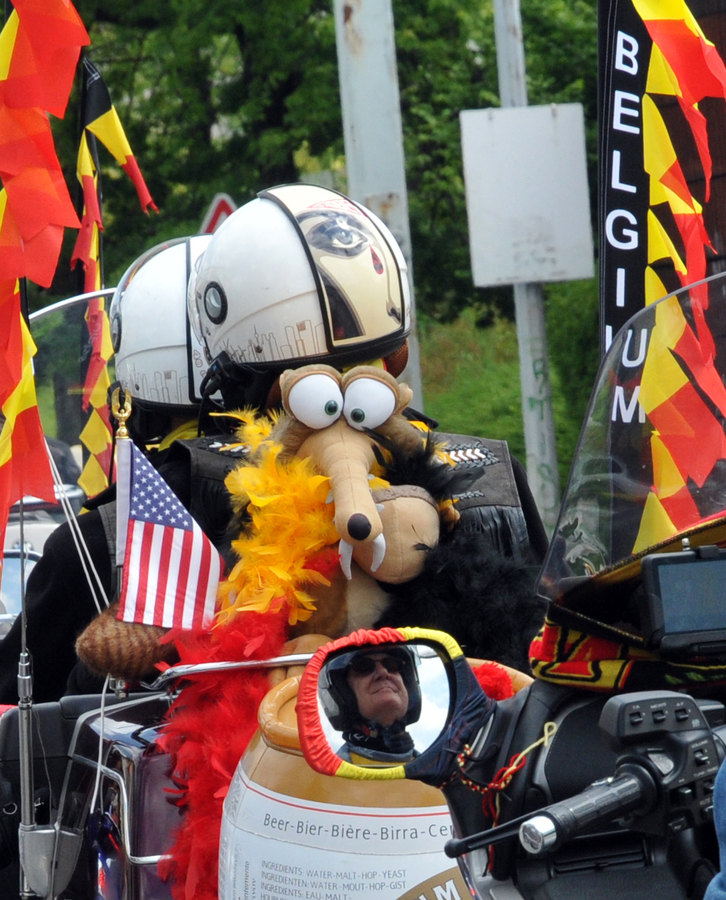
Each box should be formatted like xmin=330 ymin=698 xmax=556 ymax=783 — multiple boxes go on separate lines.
xmin=16 ymin=335 xmax=86 ymax=900
xmin=16 ymin=542 xmax=34 ymax=900
xmin=111 ymin=386 xmax=132 ymax=578
xmin=16 ymin=279 xmax=40 ymax=900
xmin=0 ymin=2 xmax=36 ymax=881
xmin=110 ymin=387 xmax=132 ymax=698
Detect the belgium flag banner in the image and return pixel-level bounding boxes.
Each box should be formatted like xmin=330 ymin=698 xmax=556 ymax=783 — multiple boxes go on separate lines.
xmin=598 ymin=0 xmax=726 ymax=351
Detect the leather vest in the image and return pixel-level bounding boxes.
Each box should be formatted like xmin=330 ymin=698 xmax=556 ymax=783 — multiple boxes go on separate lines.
xmin=435 ymin=432 xmax=534 ymax=563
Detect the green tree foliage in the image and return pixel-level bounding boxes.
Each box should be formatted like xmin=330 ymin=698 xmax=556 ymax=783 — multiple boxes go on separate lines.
xmin=57 ymin=0 xmax=342 ymax=293
xmin=399 ymin=0 xmax=599 ymax=325
xmin=35 ymin=0 xmax=602 ymax=476
xmin=44 ymin=1 xmax=598 ymax=316
xmin=543 ymin=275 xmax=600 ymax=479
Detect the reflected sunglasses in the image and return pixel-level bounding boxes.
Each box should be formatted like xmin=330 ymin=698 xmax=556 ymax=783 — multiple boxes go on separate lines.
xmin=348 ymin=654 xmax=409 ymax=676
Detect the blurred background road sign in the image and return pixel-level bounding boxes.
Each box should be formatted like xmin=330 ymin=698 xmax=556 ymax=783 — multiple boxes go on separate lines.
xmin=201 ymin=193 xmax=237 ymax=233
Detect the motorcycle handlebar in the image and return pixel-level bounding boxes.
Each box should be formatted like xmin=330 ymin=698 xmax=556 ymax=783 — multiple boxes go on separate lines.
xmin=445 ymin=692 xmax=722 ymax=866
xmin=444 ymin=762 xmax=658 ymax=859
xmin=518 ymin=763 xmax=657 ymax=855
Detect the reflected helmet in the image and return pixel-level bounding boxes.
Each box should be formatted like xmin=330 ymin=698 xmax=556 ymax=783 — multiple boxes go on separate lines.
xmin=110 ymin=235 xmax=212 ymax=414
xmin=320 ymin=645 xmax=422 ymax=731
xmin=188 ymin=184 xmax=411 ymax=407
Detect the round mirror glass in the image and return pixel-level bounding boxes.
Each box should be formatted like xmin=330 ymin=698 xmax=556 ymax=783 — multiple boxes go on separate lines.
xmin=316 ymin=642 xmax=452 ymax=766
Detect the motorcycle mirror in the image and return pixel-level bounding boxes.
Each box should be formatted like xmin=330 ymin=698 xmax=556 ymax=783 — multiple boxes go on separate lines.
xmin=298 ymin=626 xmax=495 ymax=785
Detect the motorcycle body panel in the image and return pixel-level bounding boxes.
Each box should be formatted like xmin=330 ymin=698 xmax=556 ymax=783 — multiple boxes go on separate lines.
xmin=56 ymin=693 xmax=177 ymax=900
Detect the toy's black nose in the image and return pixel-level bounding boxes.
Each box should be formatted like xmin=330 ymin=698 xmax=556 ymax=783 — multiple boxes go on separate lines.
xmin=347 ymin=513 xmax=372 ymax=541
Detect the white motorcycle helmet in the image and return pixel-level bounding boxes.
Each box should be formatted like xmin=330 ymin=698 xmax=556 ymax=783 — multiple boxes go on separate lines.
xmin=110 ymin=234 xmax=213 ymax=416
xmin=188 ymin=184 xmax=411 ymax=408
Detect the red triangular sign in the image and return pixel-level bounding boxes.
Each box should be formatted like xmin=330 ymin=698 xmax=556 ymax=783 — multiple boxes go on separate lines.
xmin=200 ymin=193 xmax=237 ymax=233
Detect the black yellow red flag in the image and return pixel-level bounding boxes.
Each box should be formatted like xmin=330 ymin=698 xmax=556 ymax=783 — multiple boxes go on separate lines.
xmin=71 ymin=57 xmax=158 ymax=497
xmin=76 ymin=58 xmax=157 ymax=215
xmin=71 ymin=57 xmax=158 ymax=289
xmin=597 ymin=0 xmax=726 ymax=551
xmin=598 ymin=0 xmax=726 ymax=350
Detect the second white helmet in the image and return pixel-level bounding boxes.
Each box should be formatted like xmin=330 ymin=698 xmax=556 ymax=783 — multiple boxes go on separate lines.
xmin=110 ymin=234 xmax=213 ymax=414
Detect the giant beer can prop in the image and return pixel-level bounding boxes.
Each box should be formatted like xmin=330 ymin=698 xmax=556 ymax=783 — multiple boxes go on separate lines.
xmin=219 ymin=675 xmax=467 ymax=900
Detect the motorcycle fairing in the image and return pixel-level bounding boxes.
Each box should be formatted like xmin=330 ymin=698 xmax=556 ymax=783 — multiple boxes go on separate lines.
xmin=532 ymin=274 xmax=726 ymax=689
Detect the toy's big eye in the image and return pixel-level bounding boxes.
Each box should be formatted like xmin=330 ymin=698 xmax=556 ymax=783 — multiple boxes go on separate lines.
xmin=286 ymin=373 xmax=344 ymax=429
xmin=343 ymin=377 xmax=397 ymax=430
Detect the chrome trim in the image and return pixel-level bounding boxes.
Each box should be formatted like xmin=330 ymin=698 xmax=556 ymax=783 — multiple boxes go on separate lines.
xmin=147 ymin=652 xmax=314 ymax=690
xmin=73 ymin=754 xmax=169 ymax=866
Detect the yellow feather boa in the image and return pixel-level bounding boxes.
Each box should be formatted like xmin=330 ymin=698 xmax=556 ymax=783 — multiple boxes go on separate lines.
xmin=214 ymin=411 xmax=387 ymax=627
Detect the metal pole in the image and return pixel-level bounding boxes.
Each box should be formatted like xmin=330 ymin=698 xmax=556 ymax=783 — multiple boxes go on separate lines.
xmin=332 ymin=0 xmax=423 ymax=408
xmin=493 ymin=0 xmax=560 ymax=531
xmin=16 ymin=503 xmax=36 ymax=899
xmin=2 ymin=0 xmax=38 ymax=883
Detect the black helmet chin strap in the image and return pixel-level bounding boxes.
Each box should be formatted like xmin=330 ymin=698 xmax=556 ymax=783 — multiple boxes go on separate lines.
xmin=200 ymin=352 xmax=281 ymax=413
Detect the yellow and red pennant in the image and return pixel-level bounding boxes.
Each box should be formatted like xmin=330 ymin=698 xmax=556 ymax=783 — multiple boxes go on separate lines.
xmin=623 ymin=1 xmax=726 ymax=550
xmin=634 ymin=292 xmax=726 ymax=552
xmin=0 ymin=0 xmax=89 ymax=564
xmin=0 ymin=282 xmax=53 ymax=532
xmin=635 ymin=0 xmax=726 ymax=304
xmin=77 ymin=295 xmax=114 ymax=497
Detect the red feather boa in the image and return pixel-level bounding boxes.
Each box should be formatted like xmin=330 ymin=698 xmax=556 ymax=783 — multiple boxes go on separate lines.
xmin=158 ymin=611 xmax=289 ymax=900
xmin=471 ymin=660 xmax=515 ymax=700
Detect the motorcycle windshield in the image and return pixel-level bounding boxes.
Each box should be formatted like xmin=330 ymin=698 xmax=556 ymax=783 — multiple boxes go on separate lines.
xmin=538 ymin=273 xmax=726 ymax=606
xmin=1 ymin=291 xmax=115 ymax=622
xmin=29 ymin=289 xmax=116 ymax=495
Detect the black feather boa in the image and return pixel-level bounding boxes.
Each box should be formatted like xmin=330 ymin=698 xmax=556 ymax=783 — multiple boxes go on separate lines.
xmin=374 ymin=528 xmax=545 ymax=672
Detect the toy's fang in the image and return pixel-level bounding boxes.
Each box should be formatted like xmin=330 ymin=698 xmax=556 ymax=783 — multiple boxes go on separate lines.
xmin=339 ymin=539 xmax=353 ymax=579
xmin=370 ymin=534 xmax=386 ymax=572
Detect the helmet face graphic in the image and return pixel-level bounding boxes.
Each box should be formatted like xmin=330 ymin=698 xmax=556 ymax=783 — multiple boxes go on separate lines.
xmin=188 ymin=184 xmax=410 ymax=378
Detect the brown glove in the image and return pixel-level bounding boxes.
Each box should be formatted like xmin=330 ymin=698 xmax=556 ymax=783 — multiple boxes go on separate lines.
xmin=75 ymin=602 xmax=178 ymax=681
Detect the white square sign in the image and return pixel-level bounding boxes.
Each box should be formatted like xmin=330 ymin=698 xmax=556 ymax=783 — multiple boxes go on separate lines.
xmin=460 ymin=103 xmax=594 ymax=286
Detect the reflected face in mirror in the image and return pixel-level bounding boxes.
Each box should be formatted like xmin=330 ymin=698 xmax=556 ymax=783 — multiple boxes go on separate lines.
xmin=300 ymin=629 xmax=498 ymax=786
xmin=302 ymin=635 xmax=460 ymax=774
xmin=346 ymin=652 xmax=410 ymax=727
xmin=318 ymin=644 xmax=429 ymax=765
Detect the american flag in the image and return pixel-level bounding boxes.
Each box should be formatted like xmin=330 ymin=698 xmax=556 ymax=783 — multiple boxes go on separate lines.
xmin=116 ymin=440 xmax=222 ymax=629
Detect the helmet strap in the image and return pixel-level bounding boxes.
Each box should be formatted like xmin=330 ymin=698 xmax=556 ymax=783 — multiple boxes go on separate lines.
xmin=203 ymin=352 xmax=283 ymax=412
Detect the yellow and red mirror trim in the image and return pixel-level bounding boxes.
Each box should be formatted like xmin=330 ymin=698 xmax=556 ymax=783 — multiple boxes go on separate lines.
xmin=297 ymin=626 xmax=464 ymax=780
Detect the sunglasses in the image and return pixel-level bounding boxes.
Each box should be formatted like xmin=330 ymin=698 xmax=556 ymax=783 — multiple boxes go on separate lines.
xmin=348 ymin=654 xmax=408 ymax=676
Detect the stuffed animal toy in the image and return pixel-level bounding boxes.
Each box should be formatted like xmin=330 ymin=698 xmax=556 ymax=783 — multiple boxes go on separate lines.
xmin=215 ymin=365 xmax=459 ymax=633
xmin=75 ymin=363 xmax=543 ymax=900
xmin=75 ymin=365 xmax=447 ymax=679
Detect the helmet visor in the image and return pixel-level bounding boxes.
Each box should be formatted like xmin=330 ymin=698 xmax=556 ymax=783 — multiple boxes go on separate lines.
xmin=260 ymin=184 xmax=407 ymax=357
